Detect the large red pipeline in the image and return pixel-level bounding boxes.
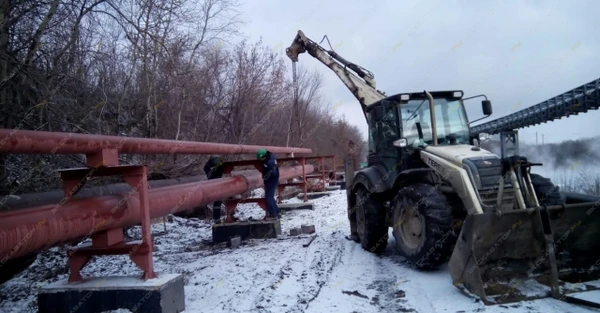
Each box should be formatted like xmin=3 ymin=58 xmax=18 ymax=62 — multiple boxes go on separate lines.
xmin=0 ymin=164 xmax=313 ymax=263
xmin=0 ymin=170 xmax=257 ymax=211
xmin=0 ymin=129 xmax=312 ymax=155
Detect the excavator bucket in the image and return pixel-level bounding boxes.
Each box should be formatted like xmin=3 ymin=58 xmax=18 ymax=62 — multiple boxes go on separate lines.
xmin=449 ymin=201 xmax=600 ymax=305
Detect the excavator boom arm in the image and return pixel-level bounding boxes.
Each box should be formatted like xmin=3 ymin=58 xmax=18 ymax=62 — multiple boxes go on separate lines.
xmin=286 ymin=30 xmax=386 ymax=118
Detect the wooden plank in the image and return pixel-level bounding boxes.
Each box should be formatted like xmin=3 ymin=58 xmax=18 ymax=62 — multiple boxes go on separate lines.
xmin=303 ymin=234 xmax=317 ymax=247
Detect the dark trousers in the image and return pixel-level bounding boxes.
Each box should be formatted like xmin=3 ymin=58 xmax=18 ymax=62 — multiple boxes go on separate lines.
xmin=264 ymin=179 xmax=279 ymax=217
xmin=207 ymin=174 xmax=223 ymax=221
xmin=213 ymin=200 xmax=222 ymax=220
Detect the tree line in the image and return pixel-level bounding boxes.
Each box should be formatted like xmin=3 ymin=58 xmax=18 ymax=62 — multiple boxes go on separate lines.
xmin=0 ymin=0 xmax=367 ymax=194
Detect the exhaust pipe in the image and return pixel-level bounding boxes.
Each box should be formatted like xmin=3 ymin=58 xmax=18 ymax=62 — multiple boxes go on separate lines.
xmin=424 ymin=90 xmax=438 ymax=145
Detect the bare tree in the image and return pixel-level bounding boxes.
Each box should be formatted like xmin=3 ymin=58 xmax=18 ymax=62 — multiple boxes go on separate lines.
xmin=286 ymin=65 xmax=324 ymax=147
xmin=0 ymin=0 xmax=367 ymax=194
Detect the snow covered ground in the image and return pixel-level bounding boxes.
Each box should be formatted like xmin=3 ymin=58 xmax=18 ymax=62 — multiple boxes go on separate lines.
xmin=1 ymin=189 xmax=599 ymax=313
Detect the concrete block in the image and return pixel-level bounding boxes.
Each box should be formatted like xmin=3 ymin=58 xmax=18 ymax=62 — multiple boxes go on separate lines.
xmin=229 ymin=236 xmax=241 ymax=248
xmin=278 ymin=202 xmax=314 ymax=211
xmin=279 ymin=187 xmax=302 ymax=200
xmin=38 ymin=274 xmax=184 ymax=313
xmin=301 ymin=224 xmax=316 ymax=234
xmin=289 ymin=228 xmax=302 ymax=236
xmin=326 ymin=185 xmax=341 ymax=191
xmin=279 ymin=191 xmax=299 ymax=200
xmin=296 ymin=192 xmax=332 ymax=200
xmin=212 ymin=219 xmax=281 ymax=244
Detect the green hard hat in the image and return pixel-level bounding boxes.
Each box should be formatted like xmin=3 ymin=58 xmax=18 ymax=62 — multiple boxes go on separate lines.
xmin=256 ymin=148 xmax=267 ymax=159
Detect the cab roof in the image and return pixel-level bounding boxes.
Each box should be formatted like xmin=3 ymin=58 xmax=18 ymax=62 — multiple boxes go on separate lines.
xmin=376 ymin=90 xmax=464 ymax=106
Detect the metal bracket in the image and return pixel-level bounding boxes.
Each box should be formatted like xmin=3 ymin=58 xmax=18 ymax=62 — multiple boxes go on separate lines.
xmin=59 ymin=164 xmax=156 ymax=283
xmin=535 ymin=205 xmax=560 ymax=298
xmin=221 ymin=157 xmax=317 ymax=222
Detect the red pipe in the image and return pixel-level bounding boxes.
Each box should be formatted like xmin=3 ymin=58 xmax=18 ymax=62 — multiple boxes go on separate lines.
xmin=0 ymin=170 xmax=257 ymax=211
xmin=0 ymin=164 xmax=313 ymax=263
xmin=0 ymin=129 xmax=312 ymax=155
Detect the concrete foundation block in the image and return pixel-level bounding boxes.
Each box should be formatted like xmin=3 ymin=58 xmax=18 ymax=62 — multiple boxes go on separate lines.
xmin=280 ymin=188 xmax=302 ymax=200
xmin=212 ymin=219 xmax=281 ymax=244
xmin=289 ymin=227 xmax=302 ymax=236
xmin=296 ymin=192 xmax=332 ymax=200
xmin=278 ymin=202 xmax=314 ymax=211
xmin=326 ymin=185 xmax=341 ymax=191
xmin=229 ymin=235 xmax=242 ymax=248
xmin=38 ymin=274 xmax=185 ymax=313
xmin=328 ymin=181 xmax=346 ymax=189
xmin=301 ymin=225 xmax=316 ymax=234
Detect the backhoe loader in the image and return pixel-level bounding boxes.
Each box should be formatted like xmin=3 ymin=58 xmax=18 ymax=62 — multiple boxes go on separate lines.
xmin=286 ymin=30 xmax=600 ymax=306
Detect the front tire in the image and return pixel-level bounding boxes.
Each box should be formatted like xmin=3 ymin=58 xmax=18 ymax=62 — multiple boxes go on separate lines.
xmin=391 ymin=183 xmax=456 ymax=269
xmin=355 ymin=186 xmax=388 ymax=254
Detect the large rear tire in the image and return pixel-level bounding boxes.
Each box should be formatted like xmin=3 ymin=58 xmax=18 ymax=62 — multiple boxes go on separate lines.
xmin=530 ymin=173 xmax=566 ymax=205
xmin=355 ymin=186 xmax=388 ymax=254
xmin=391 ymin=183 xmax=457 ymax=269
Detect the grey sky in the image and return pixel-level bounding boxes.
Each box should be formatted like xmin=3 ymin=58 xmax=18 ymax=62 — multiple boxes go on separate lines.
xmin=238 ymin=0 xmax=600 ymax=145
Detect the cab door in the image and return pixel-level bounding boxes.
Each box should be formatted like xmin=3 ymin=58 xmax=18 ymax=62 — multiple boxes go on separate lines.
xmin=368 ymin=100 xmax=402 ymax=174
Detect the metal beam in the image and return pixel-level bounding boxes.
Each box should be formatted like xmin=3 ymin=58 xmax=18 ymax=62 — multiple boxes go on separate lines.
xmin=0 ymin=129 xmax=312 ymax=155
xmin=471 ymin=77 xmax=600 ymax=135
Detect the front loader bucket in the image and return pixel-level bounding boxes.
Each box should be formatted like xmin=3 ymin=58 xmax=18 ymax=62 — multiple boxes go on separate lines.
xmin=449 ymin=201 xmax=600 ymax=305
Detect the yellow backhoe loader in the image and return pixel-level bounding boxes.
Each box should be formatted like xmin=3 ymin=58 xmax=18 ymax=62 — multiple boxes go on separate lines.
xmin=285 ymin=30 xmax=600 ymax=307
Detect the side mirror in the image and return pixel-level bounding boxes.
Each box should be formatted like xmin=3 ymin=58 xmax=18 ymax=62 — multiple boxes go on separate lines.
xmin=372 ymin=106 xmax=384 ymax=121
xmin=482 ymin=100 xmax=492 ymax=116
xmin=393 ymin=138 xmax=408 ymax=148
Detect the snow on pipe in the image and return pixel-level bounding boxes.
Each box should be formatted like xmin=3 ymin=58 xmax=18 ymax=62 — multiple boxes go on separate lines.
xmin=0 ymin=129 xmax=313 ymax=155
xmin=0 ymin=164 xmax=314 ymax=262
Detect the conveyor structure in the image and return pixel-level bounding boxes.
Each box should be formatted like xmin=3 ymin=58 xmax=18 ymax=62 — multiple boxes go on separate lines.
xmin=471 ymin=77 xmax=600 ymax=135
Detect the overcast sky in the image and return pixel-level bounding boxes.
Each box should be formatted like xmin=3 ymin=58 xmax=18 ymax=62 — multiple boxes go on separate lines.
xmin=237 ymin=0 xmax=600 ymax=145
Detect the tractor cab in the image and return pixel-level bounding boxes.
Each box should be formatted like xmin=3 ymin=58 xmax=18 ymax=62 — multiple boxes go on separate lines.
xmin=366 ymin=91 xmax=492 ymax=173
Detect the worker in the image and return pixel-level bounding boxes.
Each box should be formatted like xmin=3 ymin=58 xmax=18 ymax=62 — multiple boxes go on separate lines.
xmin=257 ymin=148 xmax=280 ymax=219
xmin=203 ymin=155 xmax=225 ymax=223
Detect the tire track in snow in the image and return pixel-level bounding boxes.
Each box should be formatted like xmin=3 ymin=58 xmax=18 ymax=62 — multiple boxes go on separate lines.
xmin=381 ymin=238 xmax=445 ymax=313
xmin=365 ymin=255 xmax=419 ymax=312
xmin=406 ymin=277 xmax=437 ymax=313
xmin=298 ymin=233 xmax=345 ymax=312
xmin=201 ymin=240 xmax=306 ymax=313
xmin=297 ymin=234 xmax=419 ymax=313
xmin=251 ymin=231 xmax=346 ymax=313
